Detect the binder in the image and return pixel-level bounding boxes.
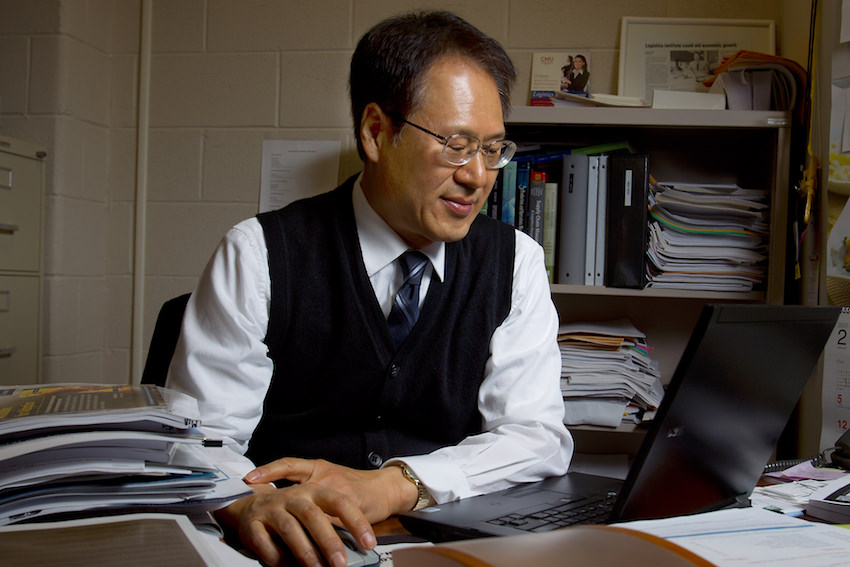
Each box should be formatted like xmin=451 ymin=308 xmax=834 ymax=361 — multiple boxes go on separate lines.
xmin=604 ymin=154 xmax=649 ymax=289
xmin=557 ymin=155 xmax=589 ymax=285
xmin=584 ymin=156 xmax=600 ymax=285
xmin=594 ymin=156 xmax=608 ymax=285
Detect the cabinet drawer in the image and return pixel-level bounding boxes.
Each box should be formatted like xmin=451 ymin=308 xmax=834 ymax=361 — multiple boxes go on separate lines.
xmin=0 ymin=275 xmax=40 ymax=385
xmin=0 ymin=151 xmax=43 ymax=273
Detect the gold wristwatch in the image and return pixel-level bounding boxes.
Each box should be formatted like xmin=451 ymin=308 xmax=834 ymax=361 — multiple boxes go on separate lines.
xmin=394 ymin=462 xmax=431 ymax=511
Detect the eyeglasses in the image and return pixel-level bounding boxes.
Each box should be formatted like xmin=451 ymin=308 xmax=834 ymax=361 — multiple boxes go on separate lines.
xmin=402 ymin=120 xmax=517 ymax=169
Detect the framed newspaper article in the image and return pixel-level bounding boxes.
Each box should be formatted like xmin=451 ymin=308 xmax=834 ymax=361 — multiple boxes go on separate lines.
xmin=618 ymin=17 xmax=775 ymax=102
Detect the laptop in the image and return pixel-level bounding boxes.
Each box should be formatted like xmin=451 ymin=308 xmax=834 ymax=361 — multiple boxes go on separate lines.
xmin=399 ymin=303 xmax=840 ymax=542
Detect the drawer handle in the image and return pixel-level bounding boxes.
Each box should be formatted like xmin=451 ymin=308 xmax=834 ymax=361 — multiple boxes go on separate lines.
xmin=0 ymin=224 xmax=20 ymax=233
xmin=0 ymin=348 xmax=16 ymax=358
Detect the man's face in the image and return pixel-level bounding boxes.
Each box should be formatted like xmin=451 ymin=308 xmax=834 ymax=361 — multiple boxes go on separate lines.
xmin=363 ymin=56 xmax=505 ymax=249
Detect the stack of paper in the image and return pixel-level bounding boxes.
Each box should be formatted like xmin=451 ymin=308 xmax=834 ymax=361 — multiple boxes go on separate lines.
xmin=646 ymin=180 xmax=769 ymax=292
xmin=558 ymin=319 xmax=663 ymax=428
xmin=0 ymin=384 xmax=251 ymax=526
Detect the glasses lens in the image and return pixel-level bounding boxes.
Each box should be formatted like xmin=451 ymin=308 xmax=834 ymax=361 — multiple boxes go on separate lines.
xmin=442 ymin=136 xmax=517 ymax=169
xmin=442 ymin=135 xmax=479 ymax=166
xmin=485 ymin=140 xmax=517 ymax=169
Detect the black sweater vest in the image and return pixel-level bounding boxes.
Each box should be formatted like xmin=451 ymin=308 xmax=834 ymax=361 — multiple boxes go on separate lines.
xmin=247 ymin=177 xmax=515 ymax=469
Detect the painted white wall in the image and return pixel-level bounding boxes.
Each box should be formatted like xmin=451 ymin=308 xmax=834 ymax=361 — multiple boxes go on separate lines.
xmin=0 ymin=0 xmax=804 ymax=384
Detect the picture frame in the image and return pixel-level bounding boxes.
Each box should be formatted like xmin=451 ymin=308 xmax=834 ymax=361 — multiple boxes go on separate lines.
xmin=618 ymin=17 xmax=776 ymax=102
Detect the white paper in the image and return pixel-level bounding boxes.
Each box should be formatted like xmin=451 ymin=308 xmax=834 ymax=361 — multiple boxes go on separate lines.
xmin=259 ymin=140 xmax=341 ymax=213
xmin=614 ymin=507 xmax=850 ymax=566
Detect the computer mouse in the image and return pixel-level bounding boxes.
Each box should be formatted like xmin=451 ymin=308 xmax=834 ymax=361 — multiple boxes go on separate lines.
xmin=334 ymin=526 xmax=380 ymax=567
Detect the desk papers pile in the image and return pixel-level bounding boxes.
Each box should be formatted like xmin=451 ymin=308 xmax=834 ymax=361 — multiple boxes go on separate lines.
xmin=646 ymin=181 xmax=769 ymax=292
xmin=806 ymin=474 xmax=850 ymax=523
xmin=0 ymin=384 xmax=250 ymax=526
xmin=559 ymin=319 xmax=663 ymax=427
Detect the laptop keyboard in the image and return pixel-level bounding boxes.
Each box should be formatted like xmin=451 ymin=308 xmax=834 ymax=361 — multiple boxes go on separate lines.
xmin=485 ymin=490 xmax=619 ymax=533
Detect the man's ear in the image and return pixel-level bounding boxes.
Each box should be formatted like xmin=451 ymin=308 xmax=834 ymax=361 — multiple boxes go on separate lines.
xmin=360 ymin=102 xmax=391 ymax=164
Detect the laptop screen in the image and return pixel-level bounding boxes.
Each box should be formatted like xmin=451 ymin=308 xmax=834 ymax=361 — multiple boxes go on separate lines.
xmin=611 ymin=303 xmax=840 ymax=522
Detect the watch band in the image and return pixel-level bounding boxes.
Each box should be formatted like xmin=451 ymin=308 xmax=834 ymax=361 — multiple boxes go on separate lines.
xmin=394 ymin=462 xmax=431 ymax=511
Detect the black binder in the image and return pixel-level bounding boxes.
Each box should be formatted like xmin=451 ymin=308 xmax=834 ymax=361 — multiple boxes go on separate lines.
xmin=604 ymin=154 xmax=649 ymax=289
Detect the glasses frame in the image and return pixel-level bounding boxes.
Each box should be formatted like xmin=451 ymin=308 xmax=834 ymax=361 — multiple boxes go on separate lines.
xmin=402 ymin=120 xmax=516 ymax=170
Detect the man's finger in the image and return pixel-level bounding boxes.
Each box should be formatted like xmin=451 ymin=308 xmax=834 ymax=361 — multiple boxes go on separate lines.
xmin=244 ymin=456 xmax=315 ymax=484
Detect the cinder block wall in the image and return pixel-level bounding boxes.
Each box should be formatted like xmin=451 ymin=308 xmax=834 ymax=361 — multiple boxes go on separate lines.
xmin=0 ymin=0 xmax=797 ymax=384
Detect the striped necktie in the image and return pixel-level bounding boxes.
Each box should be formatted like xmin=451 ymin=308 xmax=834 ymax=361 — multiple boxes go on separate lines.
xmin=387 ymin=251 xmax=428 ymax=349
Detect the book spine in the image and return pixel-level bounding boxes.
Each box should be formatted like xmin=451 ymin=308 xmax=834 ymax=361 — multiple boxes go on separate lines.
xmin=500 ymin=161 xmax=518 ymax=226
xmin=515 ymin=162 xmax=529 ymax=233
xmin=528 ymin=171 xmax=547 ymax=245
xmin=543 ymin=181 xmax=558 ymax=283
xmin=487 ymin=174 xmax=501 ymax=220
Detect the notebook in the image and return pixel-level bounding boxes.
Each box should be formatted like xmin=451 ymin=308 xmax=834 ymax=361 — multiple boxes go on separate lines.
xmin=399 ymin=303 xmax=840 ymax=542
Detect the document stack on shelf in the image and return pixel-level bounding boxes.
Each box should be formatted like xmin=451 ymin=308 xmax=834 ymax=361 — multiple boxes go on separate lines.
xmin=558 ymin=319 xmax=663 ymax=428
xmin=0 ymin=383 xmax=251 ymax=526
xmin=646 ymin=180 xmax=769 ymax=292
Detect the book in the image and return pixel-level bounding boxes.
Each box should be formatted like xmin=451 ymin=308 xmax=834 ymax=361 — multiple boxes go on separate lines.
xmin=594 ymin=156 xmax=609 ymax=285
xmin=527 ymin=171 xmax=547 ymax=244
xmin=584 ymin=157 xmax=600 ymax=285
xmin=486 ymin=176 xmax=500 ymax=220
xmin=543 ymin=181 xmax=558 ymax=283
xmin=605 ymin=154 xmax=649 ymax=289
xmin=515 ymin=163 xmax=530 ymax=233
xmin=500 ymin=161 xmax=518 ymax=226
xmin=557 ymin=155 xmax=589 ymax=285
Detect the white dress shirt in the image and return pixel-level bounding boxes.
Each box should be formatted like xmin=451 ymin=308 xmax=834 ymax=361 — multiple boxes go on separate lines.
xmin=167 ymin=178 xmax=573 ymax=504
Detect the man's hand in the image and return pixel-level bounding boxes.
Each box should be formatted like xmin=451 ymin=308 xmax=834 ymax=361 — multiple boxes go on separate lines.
xmin=216 ymin=458 xmax=418 ymax=567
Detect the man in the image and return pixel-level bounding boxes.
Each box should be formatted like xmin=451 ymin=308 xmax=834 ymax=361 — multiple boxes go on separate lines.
xmin=167 ymin=11 xmax=572 ymax=567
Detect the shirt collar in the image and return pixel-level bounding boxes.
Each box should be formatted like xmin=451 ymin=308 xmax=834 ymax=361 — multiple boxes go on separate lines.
xmin=352 ymin=174 xmax=445 ymax=281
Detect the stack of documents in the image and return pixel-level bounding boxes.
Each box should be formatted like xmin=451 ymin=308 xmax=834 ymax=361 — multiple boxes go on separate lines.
xmin=0 ymin=384 xmax=250 ymax=526
xmin=646 ymin=180 xmax=769 ymax=292
xmin=558 ymin=319 xmax=663 ymax=428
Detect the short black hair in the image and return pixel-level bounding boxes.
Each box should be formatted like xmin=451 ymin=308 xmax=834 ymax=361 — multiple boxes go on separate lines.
xmin=349 ymin=11 xmax=516 ymax=159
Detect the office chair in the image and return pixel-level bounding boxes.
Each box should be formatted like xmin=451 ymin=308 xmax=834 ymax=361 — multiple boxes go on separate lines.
xmin=141 ymin=293 xmax=191 ymax=387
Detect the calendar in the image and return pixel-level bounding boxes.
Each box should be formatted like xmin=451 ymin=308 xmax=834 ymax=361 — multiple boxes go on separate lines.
xmin=822 ymin=306 xmax=850 ymax=450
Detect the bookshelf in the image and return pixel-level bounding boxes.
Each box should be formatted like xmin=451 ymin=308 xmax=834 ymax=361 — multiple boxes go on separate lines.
xmin=505 ymin=107 xmax=792 ymax=454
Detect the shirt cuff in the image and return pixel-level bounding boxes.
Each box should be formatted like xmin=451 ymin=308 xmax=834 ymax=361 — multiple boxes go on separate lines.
xmin=384 ymin=453 xmax=469 ymax=504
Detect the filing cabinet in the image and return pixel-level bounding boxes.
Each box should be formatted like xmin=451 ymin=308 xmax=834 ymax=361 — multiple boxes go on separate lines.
xmin=0 ymin=135 xmax=46 ymax=385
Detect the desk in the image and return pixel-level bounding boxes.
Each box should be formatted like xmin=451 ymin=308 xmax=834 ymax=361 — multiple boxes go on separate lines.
xmin=387 ymin=508 xmax=850 ymax=567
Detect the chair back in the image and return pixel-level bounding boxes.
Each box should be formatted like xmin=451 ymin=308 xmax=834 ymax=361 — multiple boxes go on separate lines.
xmin=141 ymin=293 xmax=191 ymax=387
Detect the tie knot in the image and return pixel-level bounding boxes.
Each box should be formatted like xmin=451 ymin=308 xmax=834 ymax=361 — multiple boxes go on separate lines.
xmin=399 ymin=251 xmax=428 ymax=285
